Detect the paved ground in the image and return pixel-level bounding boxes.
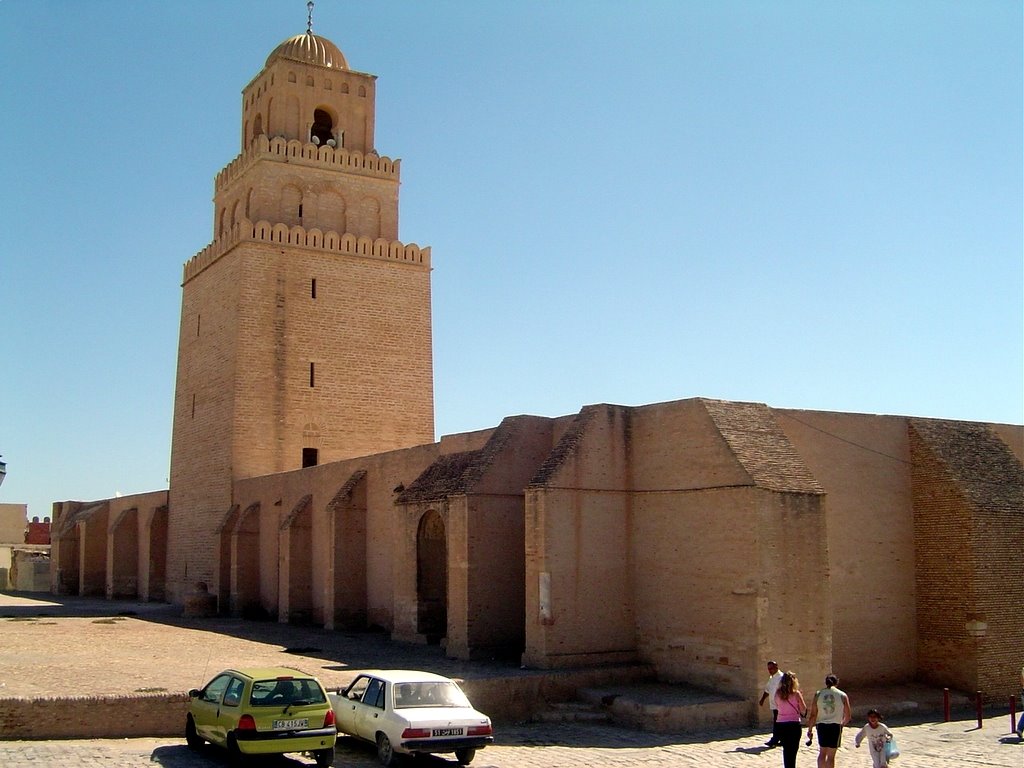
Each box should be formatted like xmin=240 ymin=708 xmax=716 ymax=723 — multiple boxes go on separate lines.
xmin=1 ymin=718 xmax=1020 ymax=767
xmin=0 ymin=592 xmax=1020 ymax=767
xmin=0 ymin=593 xmax=512 ymax=698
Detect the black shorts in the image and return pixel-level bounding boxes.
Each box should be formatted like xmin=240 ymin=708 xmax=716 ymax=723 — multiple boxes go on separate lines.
xmin=815 ymin=723 xmax=843 ymax=748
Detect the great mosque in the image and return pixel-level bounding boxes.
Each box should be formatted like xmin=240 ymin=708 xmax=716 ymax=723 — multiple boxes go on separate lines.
xmin=50 ymin=10 xmax=1023 ymax=707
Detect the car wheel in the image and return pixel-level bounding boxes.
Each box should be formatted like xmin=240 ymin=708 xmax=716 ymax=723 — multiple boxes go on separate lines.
xmin=313 ymin=746 xmax=335 ymax=767
xmin=455 ymin=747 xmax=476 ymax=765
xmin=376 ymin=732 xmax=396 ymax=766
xmin=185 ymin=716 xmax=203 ymax=749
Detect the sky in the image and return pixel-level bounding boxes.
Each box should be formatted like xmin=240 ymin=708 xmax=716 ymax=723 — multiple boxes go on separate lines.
xmin=1 ymin=1 xmax=1021 ymax=520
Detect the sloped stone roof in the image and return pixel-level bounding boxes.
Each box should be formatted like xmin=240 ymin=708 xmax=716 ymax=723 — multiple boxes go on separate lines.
xmin=280 ymin=494 xmax=313 ymax=530
xmin=55 ymin=502 xmax=108 ymax=538
xmin=909 ymin=418 xmax=1024 ymax=514
xmin=396 ymin=450 xmax=481 ymax=504
xmin=327 ymin=469 xmax=367 ymax=513
xmin=703 ymin=399 xmax=824 ymax=494
xmin=528 ymin=406 xmax=600 ymax=487
xmin=397 ymin=416 xmax=545 ymax=504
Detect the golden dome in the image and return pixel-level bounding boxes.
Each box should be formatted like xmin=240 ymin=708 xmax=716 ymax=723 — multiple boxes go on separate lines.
xmin=266 ymin=32 xmax=348 ymax=69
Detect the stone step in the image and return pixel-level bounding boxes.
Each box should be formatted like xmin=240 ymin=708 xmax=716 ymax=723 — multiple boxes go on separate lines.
xmin=535 ymin=699 xmax=613 ymax=724
xmin=536 ymin=708 xmax=613 ymax=724
xmin=578 ymin=683 xmax=753 ymax=733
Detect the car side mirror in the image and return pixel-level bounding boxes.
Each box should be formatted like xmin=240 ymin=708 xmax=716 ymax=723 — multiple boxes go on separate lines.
xmin=188 ymin=688 xmax=200 ymax=698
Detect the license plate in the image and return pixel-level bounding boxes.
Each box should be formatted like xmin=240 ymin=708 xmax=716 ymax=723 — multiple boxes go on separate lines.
xmin=273 ymin=717 xmax=309 ymax=730
xmin=432 ymin=727 xmax=464 ymax=737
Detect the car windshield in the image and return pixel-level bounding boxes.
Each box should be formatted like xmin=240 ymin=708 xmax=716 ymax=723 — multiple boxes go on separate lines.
xmin=250 ymin=677 xmax=326 ymax=706
xmin=393 ymin=681 xmax=472 ymax=709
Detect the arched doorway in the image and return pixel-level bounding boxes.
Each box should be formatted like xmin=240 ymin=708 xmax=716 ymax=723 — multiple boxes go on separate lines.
xmin=416 ymin=510 xmax=447 ymax=644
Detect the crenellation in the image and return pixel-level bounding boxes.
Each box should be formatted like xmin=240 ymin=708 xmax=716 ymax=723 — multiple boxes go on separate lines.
xmin=215 ymin=135 xmax=399 ymax=192
xmin=183 ymin=218 xmax=430 ymax=283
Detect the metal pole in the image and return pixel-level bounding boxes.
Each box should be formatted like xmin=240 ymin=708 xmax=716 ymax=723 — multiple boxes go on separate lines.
xmin=1010 ymin=695 xmax=1017 ymax=735
xmin=975 ymin=691 xmax=983 ymax=729
xmin=943 ymin=688 xmax=950 ymax=722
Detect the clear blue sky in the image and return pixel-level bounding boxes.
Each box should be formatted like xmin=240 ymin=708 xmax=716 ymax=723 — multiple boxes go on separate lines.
xmin=2 ymin=1 xmax=1021 ymax=520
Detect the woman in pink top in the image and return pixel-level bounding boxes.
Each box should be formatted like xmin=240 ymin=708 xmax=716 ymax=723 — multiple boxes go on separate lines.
xmin=774 ymin=671 xmax=808 ymax=768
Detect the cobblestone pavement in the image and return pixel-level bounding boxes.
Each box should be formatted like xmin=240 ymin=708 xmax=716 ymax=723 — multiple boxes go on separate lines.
xmin=0 ymin=718 xmax=1020 ymax=767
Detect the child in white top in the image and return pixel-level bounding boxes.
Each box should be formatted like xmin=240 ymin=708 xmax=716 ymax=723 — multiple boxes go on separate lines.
xmin=854 ymin=709 xmax=895 ymax=767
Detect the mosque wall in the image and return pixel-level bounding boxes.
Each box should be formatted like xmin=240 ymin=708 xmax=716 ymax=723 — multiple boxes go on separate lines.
xmin=625 ymin=400 xmax=832 ymax=699
xmin=463 ymin=494 xmax=528 ymax=657
xmin=49 ymin=403 xmax=1024 ymax=701
xmin=631 ymin=485 xmax=763 ymax=694
xmin=909 ymin=420 xmax=1024 ymax=702
xmin=777 ymin=411 xmax=919 ymax=686
xmin=101 ymin=491 xmax=169 ymax=601
xmin=231 ymin=439 xmax=463 ymax=626
xmin=77 ymin=507 xmax=109 ymax=597
xmin=522 ymin=406 xmax=637 ymax=669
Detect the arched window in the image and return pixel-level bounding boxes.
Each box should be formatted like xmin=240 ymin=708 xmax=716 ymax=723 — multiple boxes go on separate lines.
xmin=310 ymin=108 xmax=334 ymax=147
xmin=251 ymin=113 xmax=263 ymax=143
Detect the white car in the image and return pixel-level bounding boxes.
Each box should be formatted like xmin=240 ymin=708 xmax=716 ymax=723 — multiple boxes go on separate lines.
xmin=330 ymin=669 xmax=493 ymax=765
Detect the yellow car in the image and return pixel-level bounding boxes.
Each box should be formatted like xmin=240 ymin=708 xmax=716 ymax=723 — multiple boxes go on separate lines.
xmin=186 ymin=666 xmax=337 ymax=766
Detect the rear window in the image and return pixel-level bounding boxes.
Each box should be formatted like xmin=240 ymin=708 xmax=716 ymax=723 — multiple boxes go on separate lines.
xmin=250 ymin=677 xmax=326 ymax=707
xmin=393 ymin=681 xmax=471 ymax=709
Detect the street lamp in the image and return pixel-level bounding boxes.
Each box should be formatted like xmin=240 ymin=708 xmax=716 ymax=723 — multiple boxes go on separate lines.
xmin=0 ymin=455 xmax=6 ymax=488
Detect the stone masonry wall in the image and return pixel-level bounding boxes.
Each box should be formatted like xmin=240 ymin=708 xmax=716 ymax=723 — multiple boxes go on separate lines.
xmin=777 ymin=411 xmax=919 ymax=686
xmin=910 ymin=420 xmax=1024 ymax=701
xmin=0 ymin=695 xmax=188 ymax=740
xmin=229 ymin=240 xmax=433 ymax=476
xmin=522 ymin=405 xmax=637 ymax=669
xmin=231 ymin=439 xmax=458 ymax=630
xmin=168 ymin=247 xmax=242 ymax=602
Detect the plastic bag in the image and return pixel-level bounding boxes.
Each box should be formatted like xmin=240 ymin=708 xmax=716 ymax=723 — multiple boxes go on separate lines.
xmin=884 ymin=735 xmax=900 ymax=760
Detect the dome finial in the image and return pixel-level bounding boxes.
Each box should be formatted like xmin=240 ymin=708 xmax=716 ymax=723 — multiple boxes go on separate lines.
xmin=307 ymin=1 xmax=315 ymax=34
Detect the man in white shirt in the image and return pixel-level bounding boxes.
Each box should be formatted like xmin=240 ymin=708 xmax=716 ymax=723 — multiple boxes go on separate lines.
xmin=758 ymin=660 xmax=783 ymax=747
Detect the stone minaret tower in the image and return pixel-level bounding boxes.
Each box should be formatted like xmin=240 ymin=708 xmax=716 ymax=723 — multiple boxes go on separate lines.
xmin=167 ymin=21 xmax=434 ymax=602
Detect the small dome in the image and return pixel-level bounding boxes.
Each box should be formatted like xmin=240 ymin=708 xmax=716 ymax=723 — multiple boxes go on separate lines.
xmin=266 ymin=32 xmax=348 ymax=69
